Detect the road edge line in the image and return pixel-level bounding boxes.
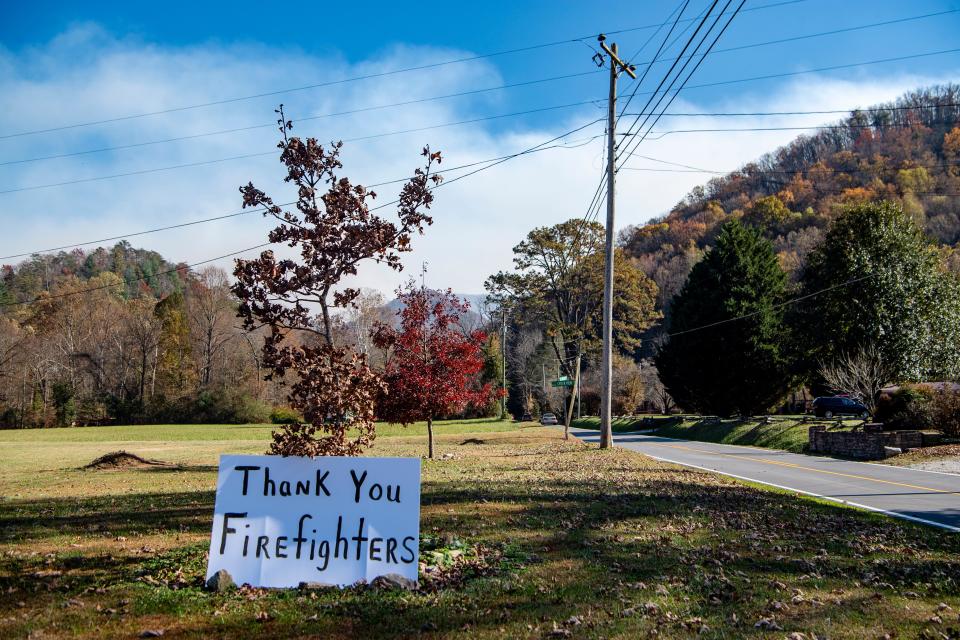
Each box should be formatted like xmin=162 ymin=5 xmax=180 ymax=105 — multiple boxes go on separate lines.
xmin=637 ymin=451 xmax=960 ymax=533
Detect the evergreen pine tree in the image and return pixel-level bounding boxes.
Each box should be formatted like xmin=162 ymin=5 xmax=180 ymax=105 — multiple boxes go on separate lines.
xmin=655 ymin=220 xmax=791 ymax=416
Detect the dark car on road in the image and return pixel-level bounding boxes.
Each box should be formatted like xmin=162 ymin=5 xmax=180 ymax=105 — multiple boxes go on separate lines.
xmin=812 ymin=396 xmax=870 ymax=419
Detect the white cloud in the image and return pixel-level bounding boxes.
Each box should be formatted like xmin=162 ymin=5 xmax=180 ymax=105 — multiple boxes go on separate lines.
xmin=0 ymin=27 xmax=957 ymax=300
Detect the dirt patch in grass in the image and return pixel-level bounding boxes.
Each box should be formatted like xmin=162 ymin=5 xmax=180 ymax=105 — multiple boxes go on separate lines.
xmin=83 ymin=451 xmax=172 ymax=470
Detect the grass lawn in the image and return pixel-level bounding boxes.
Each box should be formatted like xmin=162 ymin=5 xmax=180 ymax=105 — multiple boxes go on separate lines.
xmin=652 ymin=416 xmax=862 ymax=453
xmin=1 ymin=421 xmax=959 ymax=638
xmin=570 ymin=416 xmax=659 ymax=433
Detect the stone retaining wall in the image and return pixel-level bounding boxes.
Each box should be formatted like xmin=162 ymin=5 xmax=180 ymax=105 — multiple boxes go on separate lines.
xmin=808 ymin=425 xmax=886 ymax=459
xmin=808 ymin=425 xmax=925 ymax=459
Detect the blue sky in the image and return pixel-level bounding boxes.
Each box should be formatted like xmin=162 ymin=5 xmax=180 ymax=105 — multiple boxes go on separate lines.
xmin=1 ymin=0 xmax=959 ymax=294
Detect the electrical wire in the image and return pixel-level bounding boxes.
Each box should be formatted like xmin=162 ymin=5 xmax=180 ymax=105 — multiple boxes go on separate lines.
xmin=0 ymin=0 xmax=810 ymax=141
xmin=0 ymin=100 xmax=608 ymax=195
xmin=1 ymin=119 xmax=607 ymax=308
xmin=666 ymin=273 xmax=875 ymax=337
xmin=1 ymin=127 xmax=605 ymax=260
xmin=5 ymin=45 xmax=956 ymax=196
xmin=617 ymin=0 xmax=747 ymax=170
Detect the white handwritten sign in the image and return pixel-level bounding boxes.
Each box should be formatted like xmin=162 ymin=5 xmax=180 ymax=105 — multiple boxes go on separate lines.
xmin=205 ymin=455 xmax=421 ymax=588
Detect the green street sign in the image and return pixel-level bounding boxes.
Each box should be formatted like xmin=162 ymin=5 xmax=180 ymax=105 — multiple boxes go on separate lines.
xmin=551 ymin=377 xmax=574 ymax=388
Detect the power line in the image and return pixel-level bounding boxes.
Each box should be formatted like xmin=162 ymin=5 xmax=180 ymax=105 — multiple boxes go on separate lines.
xmin=5 ymin=45 xmax=955 ymax=196
xmin=0 ymin=69 xmax=602 ymax=167
xmin=621 ymin=102 xmax=960 ymax=118
xmin=628 ymin=8 xmax=959 ymax=72
xmin=633 ymin=119 xmax=960 ymax=140
xmin=617 ymin=0 xmax=720 ymax=148
xmin=0 ymin=0 xmax=809 ymax=142
xmin=617 ymin=0 xmax=690 ymax=121
xmin=0 ymin=100 xmax=608 ymax=195
xmin=576 ymin=0 xmax=706 ymax=250
xmin=617 ymin=0 xmax=747 ymax=170
xmin=3 ymin=120 xmax=605 ymax=305
xmin=666 ymin=273 xmax=875 ymax=337
xmin=1 ymin=128 xmax=604 ymax=261
xmin=365 ymin=118 xmax=605 ymax=213
xmin=15 ymin=1 xmax=921 ymax=168
xmin=621 ymin=156 xmax=960 ymax=175
xmin=673 ymin=46 xmax=960 ymax=95
xmin=13 ymin=87 xmax=948 ymax=169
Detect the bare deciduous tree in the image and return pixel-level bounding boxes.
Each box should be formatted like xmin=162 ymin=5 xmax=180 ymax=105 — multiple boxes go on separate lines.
xmin=641 ymin=364 xmax=674 ymax=415
xmin=187 ymin=266 xmax=236 ymax=389
xmin=818 ymin=344 xmax=894 ymax=412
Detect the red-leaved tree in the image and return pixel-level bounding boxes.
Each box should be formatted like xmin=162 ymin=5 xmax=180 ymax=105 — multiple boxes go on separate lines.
xmin=372 ymin=281 xmax=494 ymax=458
xmin=233 ymin=107 xmax=441 ymax=456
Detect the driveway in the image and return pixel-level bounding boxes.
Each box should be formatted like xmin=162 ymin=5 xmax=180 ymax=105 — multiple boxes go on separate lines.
xmin=569 ymin=427 xmax=960 ymax=531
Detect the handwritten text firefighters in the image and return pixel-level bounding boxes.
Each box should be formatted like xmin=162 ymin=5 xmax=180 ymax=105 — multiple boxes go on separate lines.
xmin=205 ymin=455 xmax=422 ymax=588
xmin=216 ymin=465 xmax=414 ymax=572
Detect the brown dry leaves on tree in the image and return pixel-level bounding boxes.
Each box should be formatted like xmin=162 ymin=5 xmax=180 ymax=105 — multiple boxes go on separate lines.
xmin=233 ymin=105 xmax=441 ymax=456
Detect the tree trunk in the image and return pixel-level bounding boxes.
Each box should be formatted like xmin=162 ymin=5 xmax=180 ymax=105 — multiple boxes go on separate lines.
xmin=427 ymin=417 xmax=434 ymax=459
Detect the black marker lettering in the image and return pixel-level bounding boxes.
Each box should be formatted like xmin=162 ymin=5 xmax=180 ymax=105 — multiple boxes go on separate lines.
xmin=279 ymin=480 xmax=291 ymax=496
xmin=218 ymin=512 xmax=247 ymax=554
xmin=352 ymin=517 xmax=368 ymax=561
xmin=400 ymin=536 xmax=416 ymax=563
xmin=369 ymin=537 xmax=383 ymax=562
xmin=263 ymin=466 xmax=276 ymax=496
xmin=316 ymin=470 xmax=330 ymax=496
xmin=334 ymin=516 xmax=348 ymax=559
xmin=369 ymin=483 xmax=382 ymax=500
xmin=386 ymin=485 xmax=401 ymax=503
xmin=350 ymin=469 xmax=368 ymax=503
xmin=256 ymin=535 xmax=270 ymax=558
xmin=294 ymin=514 xmax=312 ymax=559
xmin=386 ymin=538 xmax=398 ymax=563
xmin=296 ymin=479 xmax=309 ymax=495
xmin=275 ymin=536 xmax=288 ymax=559
xmin=235 ymin=466 xmax=260 ymax=495
xmin=316 ymin=540 xmax=330 ymax=571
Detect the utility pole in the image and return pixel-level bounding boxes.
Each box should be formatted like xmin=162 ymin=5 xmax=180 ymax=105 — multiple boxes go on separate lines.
xmin=597 ymin=35 xmax=635 ymax=449
xmin=564 ymin=354 xmax=581 ymax=440
xmin=501 ymin=309 xmax=507 ymax=419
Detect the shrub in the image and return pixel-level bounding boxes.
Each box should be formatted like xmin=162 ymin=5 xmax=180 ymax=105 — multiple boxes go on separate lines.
xmin=874 ymin=385 xmax=934 ymax=429
xmin=930 ymin=389 xmax=960 ymax=438
xmin=270 ymin=407 xmax=302 ymax=424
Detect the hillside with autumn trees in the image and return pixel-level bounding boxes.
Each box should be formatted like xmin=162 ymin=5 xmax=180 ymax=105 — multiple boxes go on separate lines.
xmin=621 ymin=84 xmax=960 ymax=331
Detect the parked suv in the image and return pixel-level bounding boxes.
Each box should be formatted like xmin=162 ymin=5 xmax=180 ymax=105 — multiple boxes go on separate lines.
xmin=812 ymin=396 xmax=870 ymax=419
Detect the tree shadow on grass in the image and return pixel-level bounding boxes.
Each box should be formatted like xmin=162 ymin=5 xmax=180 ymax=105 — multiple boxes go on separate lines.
xmin=0 ymin=489 xmax=215 ymax=543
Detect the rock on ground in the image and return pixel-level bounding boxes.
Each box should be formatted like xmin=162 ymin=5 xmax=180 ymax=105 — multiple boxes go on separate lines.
xmin=205 ymin=569 xmax=236 ymax=592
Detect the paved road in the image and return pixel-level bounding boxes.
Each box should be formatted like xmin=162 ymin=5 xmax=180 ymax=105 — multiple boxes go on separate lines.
xmin=569 ymin=427 xmax=960 ymax=531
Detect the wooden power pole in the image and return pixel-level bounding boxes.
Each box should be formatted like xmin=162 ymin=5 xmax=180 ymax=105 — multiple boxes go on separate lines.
xmin=563 ymin=354 xmax=581 ymax=440
xmin=597 ymin=35 xmax=635 ymax=449
xmin=501 ymin=309 xmax=507 ymax=419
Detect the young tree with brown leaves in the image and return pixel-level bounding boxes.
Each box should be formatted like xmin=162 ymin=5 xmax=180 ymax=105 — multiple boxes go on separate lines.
xmin=233 ymin=106 xmax=441 ymax=456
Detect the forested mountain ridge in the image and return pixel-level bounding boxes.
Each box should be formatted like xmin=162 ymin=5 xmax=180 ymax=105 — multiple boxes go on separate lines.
xmin=0 ymin=240 xmax=187 ymax=305
xmin=620 ymin=85 xmax=960 ymax=323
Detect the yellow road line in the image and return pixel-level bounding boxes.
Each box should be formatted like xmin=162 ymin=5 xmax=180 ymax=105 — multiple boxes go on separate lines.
xmin=648 ymin=441 xmax=960 ymax=497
